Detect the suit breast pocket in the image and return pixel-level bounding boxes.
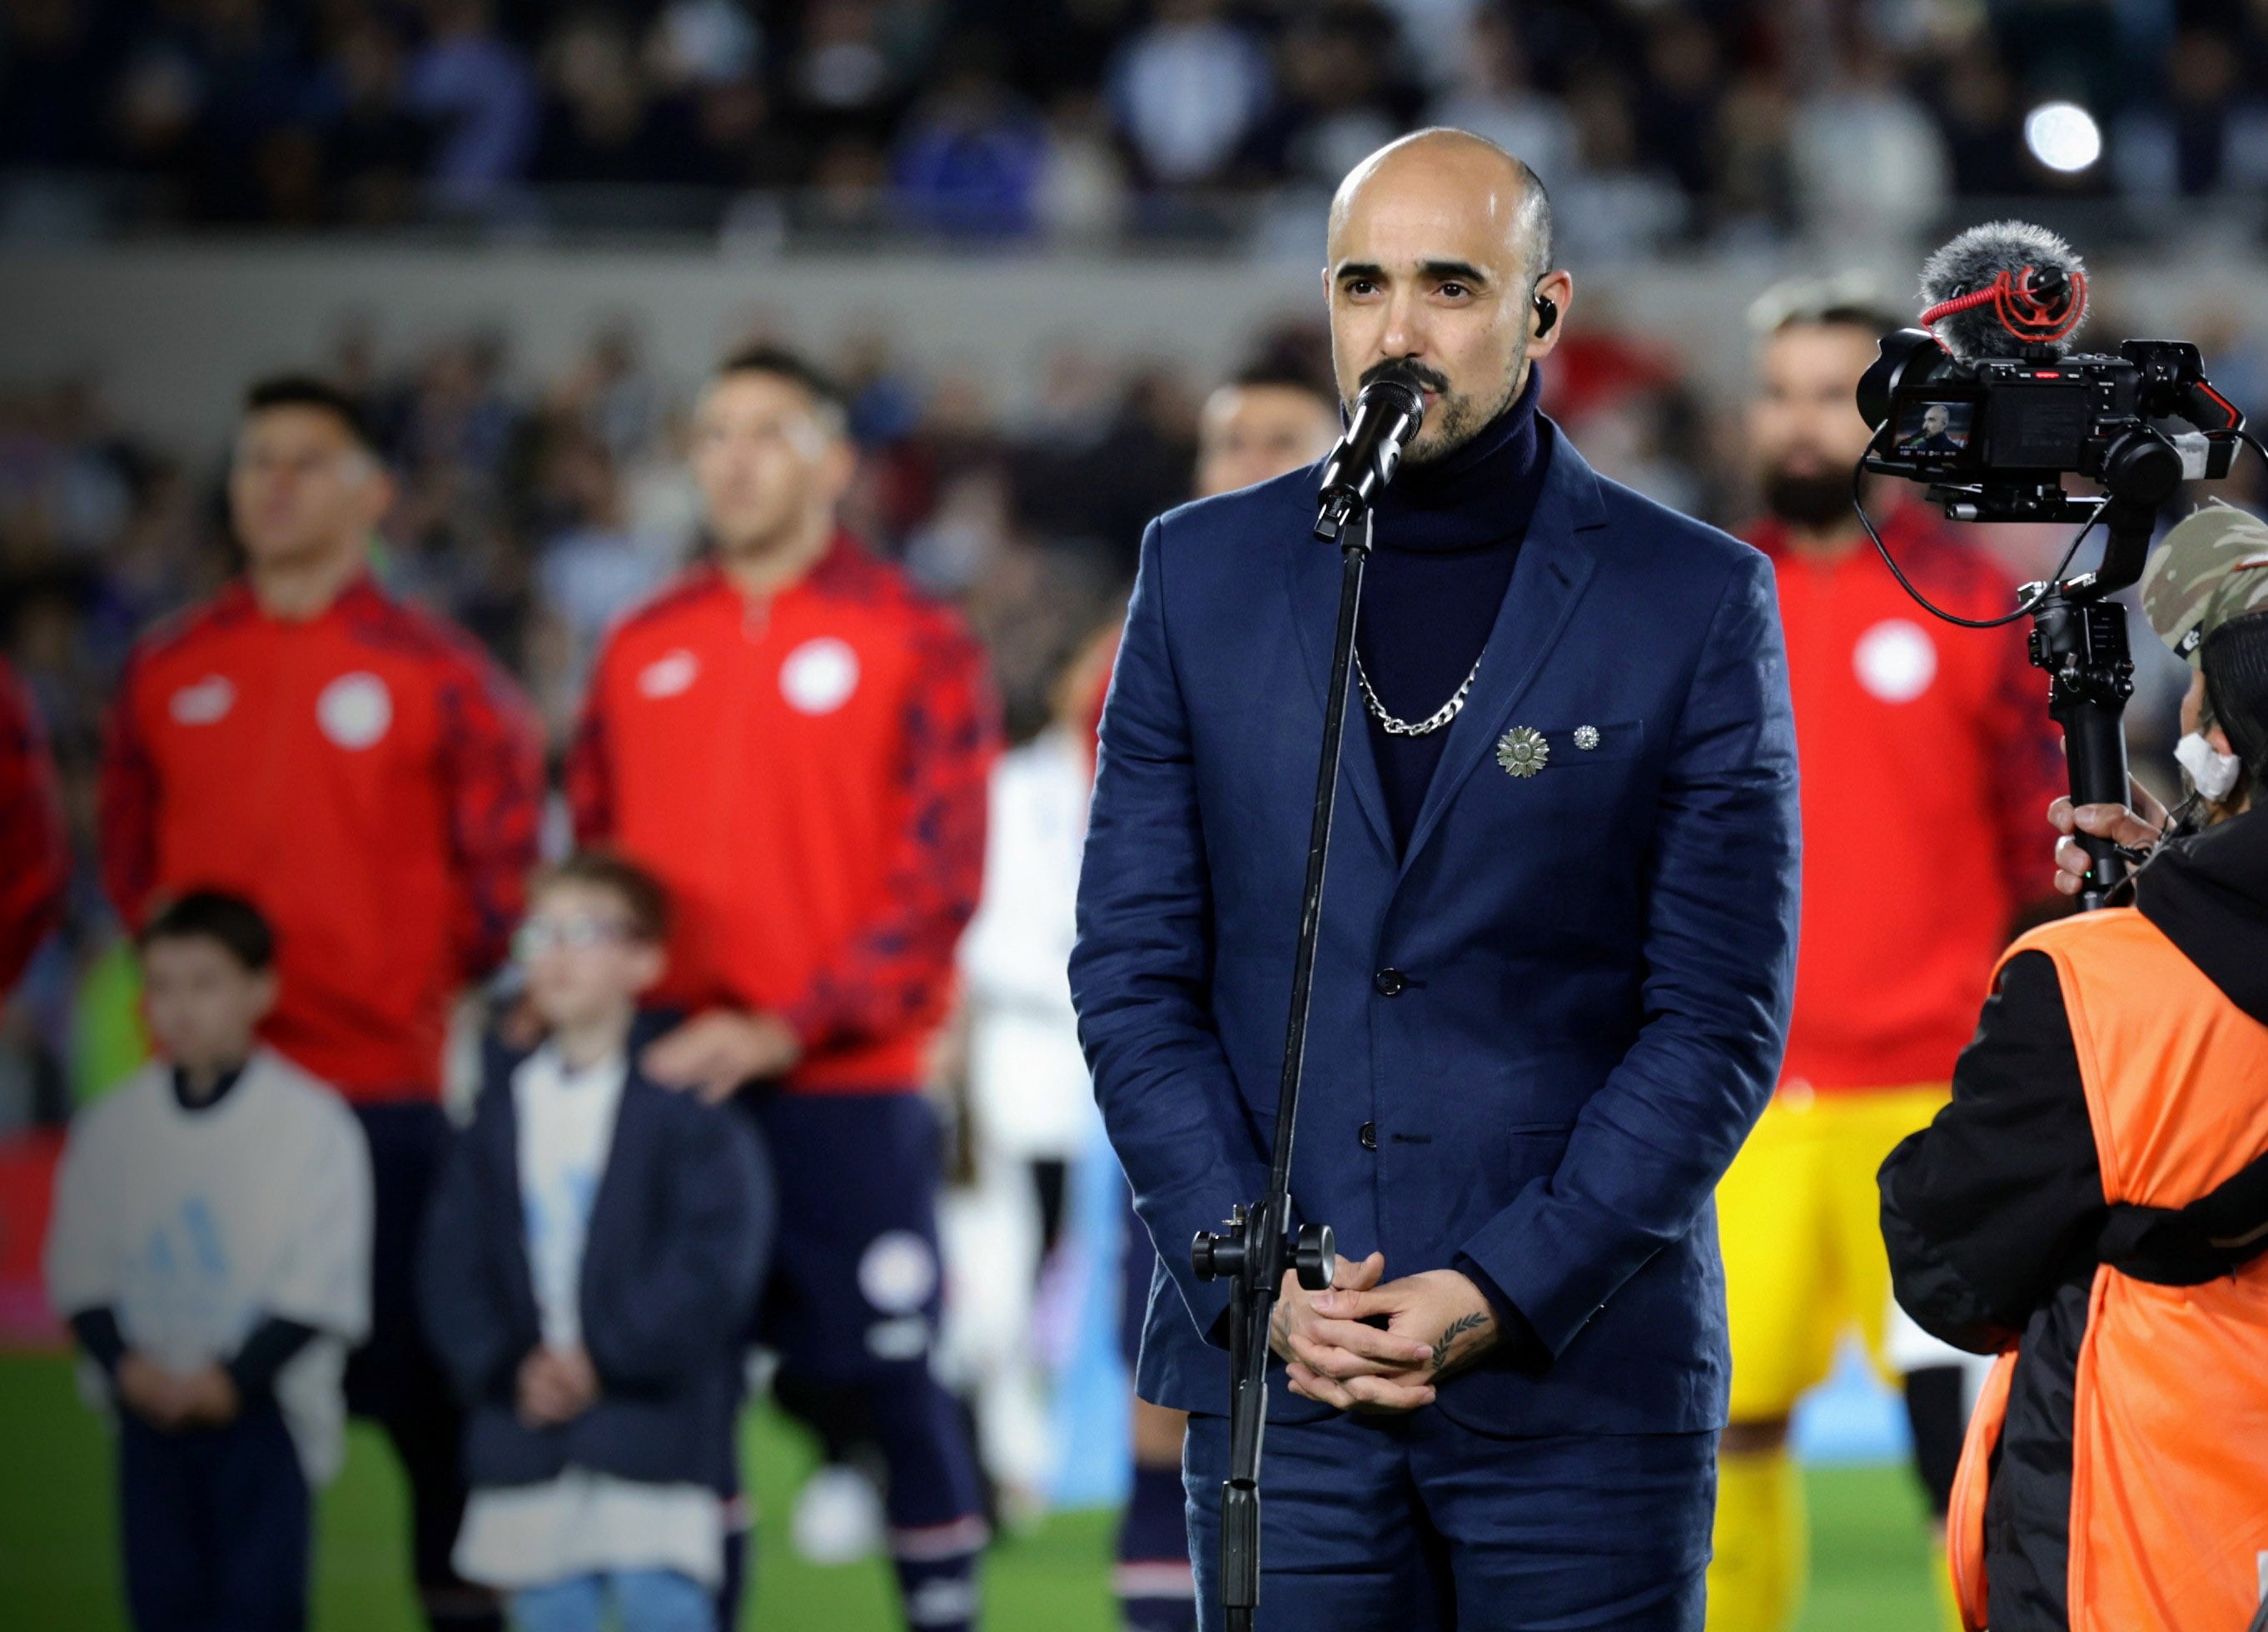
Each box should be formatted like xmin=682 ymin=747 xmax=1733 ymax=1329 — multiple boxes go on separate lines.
xmin=1465 ymin=717 xmax=1652 ymax=871
xmin=1525 ymin=718 xmax=1644 ymax=769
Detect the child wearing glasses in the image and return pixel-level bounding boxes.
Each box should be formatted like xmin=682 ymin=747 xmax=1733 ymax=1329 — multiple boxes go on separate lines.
xmin=418 ymin=853 xmax=772 ymax=1632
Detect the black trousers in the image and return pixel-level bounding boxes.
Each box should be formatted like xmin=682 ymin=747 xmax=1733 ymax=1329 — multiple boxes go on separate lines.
xmin=346 ymin=1102 xmax=500 ymax=1631
xmin=119 ymin=1401 xmax=308 ymax=1632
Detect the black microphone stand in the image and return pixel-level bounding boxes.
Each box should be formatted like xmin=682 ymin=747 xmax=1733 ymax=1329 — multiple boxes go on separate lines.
xmin=1190 ymin=507 xmax=1365 ymax=1632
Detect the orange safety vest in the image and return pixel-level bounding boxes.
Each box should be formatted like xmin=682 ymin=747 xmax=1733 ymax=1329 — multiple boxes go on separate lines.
xmin=1948 ymin=907 xmax=2268 ymax=1632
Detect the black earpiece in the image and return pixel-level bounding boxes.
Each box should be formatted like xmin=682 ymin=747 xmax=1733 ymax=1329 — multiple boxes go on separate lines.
xmin=1533 ymin=293 xmax=1559 ymax=338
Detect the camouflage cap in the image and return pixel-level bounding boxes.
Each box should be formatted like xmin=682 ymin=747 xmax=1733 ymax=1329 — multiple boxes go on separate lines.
xmin=2141 ymin=500 xmax=2268 ymax=667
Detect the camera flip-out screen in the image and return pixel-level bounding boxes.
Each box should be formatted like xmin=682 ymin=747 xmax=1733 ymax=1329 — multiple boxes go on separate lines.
xmin=1891 ymin=397 xmax=1977 ymax=462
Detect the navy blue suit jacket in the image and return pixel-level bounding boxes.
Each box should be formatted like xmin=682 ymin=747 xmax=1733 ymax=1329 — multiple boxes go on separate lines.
xmin=1070 ymin=425 xmax=1801 ymax=1435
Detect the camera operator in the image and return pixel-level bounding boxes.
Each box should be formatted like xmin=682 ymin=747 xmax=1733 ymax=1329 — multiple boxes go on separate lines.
xmin=1878 ymin=509 xmax=2268 ymax=1632
xmin=2048 ymin=501 xmax=2268 ymax=890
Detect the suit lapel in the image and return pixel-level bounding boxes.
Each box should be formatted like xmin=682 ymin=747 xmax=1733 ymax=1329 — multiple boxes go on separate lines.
xmin=1396 ymin=425 xmax=1606 ymax=875
xmin=1283 ymin=529 xmax=1395 ymax=858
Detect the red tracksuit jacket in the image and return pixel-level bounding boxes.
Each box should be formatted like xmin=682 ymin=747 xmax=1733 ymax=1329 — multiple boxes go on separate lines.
xmin=99 ymin=576 xmax=545 ymax=1102
xmin=0 ymin=654 xmax=68 ymax=993
xmin=1748 ymin=510 xmax=2065 ymax=1091
xmin=567 ymin=535 xmax=999 ymax=1093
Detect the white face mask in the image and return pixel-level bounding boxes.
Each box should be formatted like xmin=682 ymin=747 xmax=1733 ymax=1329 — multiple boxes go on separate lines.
xmin=2175 ymin=730 xmax=2244 ymax=804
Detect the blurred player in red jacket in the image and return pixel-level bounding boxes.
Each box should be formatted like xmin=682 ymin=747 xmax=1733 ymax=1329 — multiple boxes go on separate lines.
xmin=569 ymin=346 xmax=998 ymax=1631
xmin=1708 ymin=291 xmax=2065 ymax=1632
xmin=99 ymin=376 xmax=542 ymax=1632
xmin=0 ymin=654 xmax=68 ymax=994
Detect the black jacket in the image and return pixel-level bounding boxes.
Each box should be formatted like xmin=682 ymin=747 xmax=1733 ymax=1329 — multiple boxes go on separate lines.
xmin=417 ymin=1019 xmax=773 ymax=1494
xmin=1879 ymin=807 xmax=2268 ymax=1631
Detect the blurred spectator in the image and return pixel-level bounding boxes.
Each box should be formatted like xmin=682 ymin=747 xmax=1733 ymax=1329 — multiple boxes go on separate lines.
xmin=399 ymin=334 xmax=521 ymax=492
xmin=534 ymin=10 xmax=680 ymax=187
xmin=791 ymin=0 xmax=912 ymax=120
xmin=402 ymin=0 xmax=540 ymax=214
xmin=1554 ymin=70 xmax=1686 ymax=260
xmin=648 ymin=0 xmax=762 ymax=90
xmin=1788 ymin=46 xmax=1950 ymax=249
xmin=0 ymin=0 xmax=122 ymax=172
xmin=1935 ymin=54 xmax=2030 ymax=199
xmin=1711 ymin=66 xmax=1795 ymax=238
xmin=891 ymin=33 xmax=1049 ymax=236
xmin=1377 ymin=0 xmax=1483 ymax=92
xmin=311 ymin=12 xmax=431 ymax=226
xmin=1032 ymin=90 xmax=1129 ymax=238
xmin=1428 ymin=11 xmax=1575 ymax=187
xmin=0 ymin=653 xmax=67 ymax=996
xmin=1246 ymin=1 xmax=1420 ymax=192
xmin=2120 ymin=27 xmax=2247 ymax=199
xmin=1107 ymin=0 xmax=1271 ymax=186
xmin=944 ymin=614 xmax=1118 ymax=1520
xmin=1634 ymin=12 xmax=1720 ymax=202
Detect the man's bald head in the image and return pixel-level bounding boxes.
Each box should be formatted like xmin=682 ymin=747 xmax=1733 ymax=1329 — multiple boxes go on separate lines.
xmin=1322 ymin=127 xmax=1569 ymax=465
xmin=1329 ymin=129 xmax=1553 ymax=290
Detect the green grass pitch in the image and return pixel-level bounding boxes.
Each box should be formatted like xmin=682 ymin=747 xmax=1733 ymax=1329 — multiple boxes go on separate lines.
xmin=0 ymin=1353 xmax=1941 ymax=1629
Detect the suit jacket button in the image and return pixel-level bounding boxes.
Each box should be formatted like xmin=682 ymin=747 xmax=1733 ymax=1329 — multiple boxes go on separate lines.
xmin=1359 ymin=1122 xmax=1378 ymax=1151
xmin=1373 ymin=968 xmax=1405 ymax=997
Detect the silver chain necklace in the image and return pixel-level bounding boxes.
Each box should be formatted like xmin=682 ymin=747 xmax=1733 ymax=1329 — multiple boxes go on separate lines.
xmin=1354 ymin=649 xmax=1485 ymax=737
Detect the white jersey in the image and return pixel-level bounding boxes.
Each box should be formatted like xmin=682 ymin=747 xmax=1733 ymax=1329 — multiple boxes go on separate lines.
xmin=957 ymin=726 xmax=1103 ymax=1163
xmin=44 ymin=1048 xmax=373 ymax=1484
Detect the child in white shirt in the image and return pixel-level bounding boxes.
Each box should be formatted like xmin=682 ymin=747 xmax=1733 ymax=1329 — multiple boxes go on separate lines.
xmin=46 ymin=890 xmax=372 ymax=1632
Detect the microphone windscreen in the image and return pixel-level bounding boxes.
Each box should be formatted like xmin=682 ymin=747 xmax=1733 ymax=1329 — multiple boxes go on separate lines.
xmin=1359 ymin=361 xmax=1427 ymax=417
xmin=1918 ymin=220 xmax=2088 ymax=360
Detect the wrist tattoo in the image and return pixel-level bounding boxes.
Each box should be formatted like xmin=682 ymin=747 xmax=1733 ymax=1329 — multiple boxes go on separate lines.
xmin=1431 ymin=1311 xmax=1490 ymax=1376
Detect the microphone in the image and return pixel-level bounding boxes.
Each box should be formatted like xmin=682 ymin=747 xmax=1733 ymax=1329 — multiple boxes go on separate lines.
xmin=1917 ymin=220 xmax=2088 ymax=361
xmin=1314 ymin=363 xmax=1426 ymax=540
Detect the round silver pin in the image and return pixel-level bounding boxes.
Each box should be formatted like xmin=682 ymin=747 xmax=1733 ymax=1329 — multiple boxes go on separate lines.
xmin=1574 ymin=724 xmax=1601 ymax=751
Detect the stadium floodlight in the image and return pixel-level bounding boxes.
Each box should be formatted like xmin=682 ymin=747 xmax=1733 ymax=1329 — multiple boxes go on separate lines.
xmin=2024 ymin=102 xmax=2102 ymax=173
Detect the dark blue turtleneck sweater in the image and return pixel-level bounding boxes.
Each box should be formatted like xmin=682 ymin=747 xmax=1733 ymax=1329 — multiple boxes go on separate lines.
xmin=1355 ymin=366 xmax=1550 ymax=851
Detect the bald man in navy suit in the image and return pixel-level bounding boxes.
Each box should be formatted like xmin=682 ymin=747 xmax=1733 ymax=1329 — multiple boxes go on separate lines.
xmin=1072 ymin=130 xmax=1801 ymax=1631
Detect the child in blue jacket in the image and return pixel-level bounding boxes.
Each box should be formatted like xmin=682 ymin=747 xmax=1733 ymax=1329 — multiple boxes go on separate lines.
xmin=419 ymin=853 xmax=771 ymax=1632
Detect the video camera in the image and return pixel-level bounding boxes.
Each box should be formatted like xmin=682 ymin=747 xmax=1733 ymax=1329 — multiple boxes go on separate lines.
xmin=1848 ymin=221 xmax=2256 ymax=908
xmin=1858 ymin=326 xmax=2241 ymax=528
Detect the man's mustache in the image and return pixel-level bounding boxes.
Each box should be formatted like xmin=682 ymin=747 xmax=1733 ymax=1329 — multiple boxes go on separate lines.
xmin=1359 ymin=360 xmax=1451 ymax=396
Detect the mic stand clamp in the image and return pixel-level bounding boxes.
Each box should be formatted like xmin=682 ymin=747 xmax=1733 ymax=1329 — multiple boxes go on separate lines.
xmin=1192 ymin=505 xmax=1369 ymax=1632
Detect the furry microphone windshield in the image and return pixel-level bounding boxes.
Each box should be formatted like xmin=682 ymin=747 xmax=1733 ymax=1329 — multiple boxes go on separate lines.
xmin=1918 ymin=221 xmax=2089 ymax=360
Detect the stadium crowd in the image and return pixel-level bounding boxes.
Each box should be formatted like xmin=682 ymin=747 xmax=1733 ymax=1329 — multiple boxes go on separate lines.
xmin=5 ymin=0 xmax=2268 ymax=245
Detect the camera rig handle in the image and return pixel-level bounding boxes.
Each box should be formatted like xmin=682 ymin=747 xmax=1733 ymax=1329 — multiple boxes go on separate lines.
xmin=2023 ymin=432 xmax=2184 ymax=908
xmin=1192 ymin=510 xmax=1364 ymax=1631
xmin=2027 ymin=577 xmax=2137 ymax=909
